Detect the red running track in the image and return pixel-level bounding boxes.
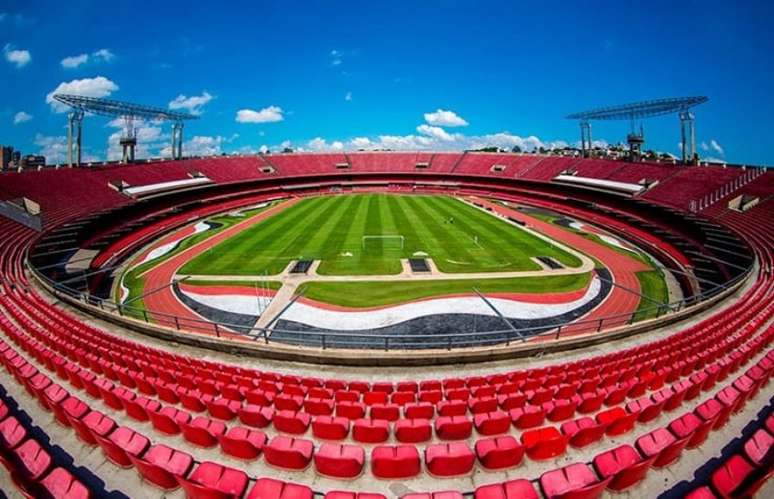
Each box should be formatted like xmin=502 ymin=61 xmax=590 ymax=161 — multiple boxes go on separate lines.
xmin=470 ymin=197 xmax=650 ymax=337
xmin=139 ymin=198 xmax=301 ymax=337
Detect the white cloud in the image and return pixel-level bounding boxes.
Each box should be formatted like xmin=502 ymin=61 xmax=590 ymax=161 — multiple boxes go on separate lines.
xmin=345 ymin=91 xmax=352 ymax=101
xmin=61 ymin=53 xmax=89 ymax=68
xmin=307 ymin=137 xmax=344 ymax=151
xmin=423 ymin=108 xmax=468 ymax=127
xmin=259 ymin=145 xmax=269 ymax=154
xmin=710 ymin=139 xmax=724 ymax=156
xmin=46 ymin=76 xmax=119 ymax=112
xmin=4 ymin=44 xmax=30 ymax=67
xmin=416 ymin=124 xmax=456 ymax=142
xmin=350 ymin=137 xmax=371 ymax=149
xmin=168 ymin=91 xmax=213 ymax=115
xmin=92 ymin=48 xmax=115 ymax=62
xmin=60 ymin=49 xmax=115 ymax=69
xmin=235 ymin=106 xmax=284 ymax=123
xmin=700 ymin=141 xmax=709 ymax=151
xmin=34 ymin=134 xmax=68 ymax=163
xmin=13 ymin=111 xmax=32 ymax=124
xmin=330 ymin=49 xmax=342 ymax=66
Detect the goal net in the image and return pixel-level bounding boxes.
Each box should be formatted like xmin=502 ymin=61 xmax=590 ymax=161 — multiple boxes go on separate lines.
xmin=362 ymin=235 xmax=405 ymax=251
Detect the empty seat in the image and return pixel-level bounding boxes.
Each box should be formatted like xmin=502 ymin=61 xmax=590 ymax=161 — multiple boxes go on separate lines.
xmin=435 ymin=415 xmax=473 ymax=440
xmin=312 ymin=415 xmax=350 ymax=440
xmin=474 ymin=479 xmax=539 ymax=499
xmin=273 ymin=410 xmax=311 ymax=434
xmin=540 ymin=463 xmax=610 ymax=499
xmin=122 ymin=395 xmax=161 ymax=422
xmin=710 ymin=454 xmax=755 ymax=498
xmin=669 ymin=411 xmax=714 ymax=449
xmin=181 ymin=416 xmax=226 ymax=448
xmin=177 ymin=461 xmax=249 ymax=499
xmin=561 ymin=417 xmax=605 ymax=448
xmin=521 ymin=426 xmax=568 ymax=460
xmin=475 ymin=436 xmax=524 ymax=470
xmin=596 ymin=407 xmax=637 ymax=436
xmin=68 ymin=410 xmax=115 ymax=446
xmin=402 ymin=493 xmax=464 ymax=499
xmin=0 ymin=416 xmax=27 ymax=449
xmin=353 ymin=418 xmax=390 ymax=443
xmin=218 ymin=426 xmax=266 ymax=459
xmin=395 ymin=418 xmax=432 ymax=443
xmin=95 ymin=426 xmax=150 ymax=468
xmin=246 ymin=477 xmax=314 ymax=498
xmin=314 ymin=443 xmax=365 ymax=478
xmin=264 ymin=436 xmax=314 ymax=470
xmin=626 ymin=397 xmax=665 ymax=423
xmin=509 ymin=406 xmax=545 ymax=429
xmin=206 ymin=398 xmax=242 ymax=420
xmin=636 ymin=427 xmax=690 ymax=468
xmin=743 ymin=428 xmax=773 ymax=466
xmin=425 ymin=442 xmax=475 ymax=477
xmin=370 ymin=403 xmax=400 ymax=421
xmin=129 ymin=444 xmax=193 ymax=490
xmin=474 ymin=411 xmax=511 ymax=435
xmin=371 ymin=445 xmax=421 ymax=479
xmin=39 ymin=467 xmax=91 ymax=499
xmin=325 ymin=493 xmax=386 ymax=499
xmin=148 ymin=406 xmax=191 ymax=435
xmin=238 ymin=404 xmax=274 ymax=428
xmin=11 ymin=438 xmax=52 ymax=482
xmin=404 ymin=402 xmax=434 ymax=419
xmin=593 ymin=444 xmax=655 ymax=491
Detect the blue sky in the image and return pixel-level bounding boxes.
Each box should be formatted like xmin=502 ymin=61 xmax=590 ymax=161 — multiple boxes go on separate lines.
xmin=1 ymin=0 xmax=773 ymax=165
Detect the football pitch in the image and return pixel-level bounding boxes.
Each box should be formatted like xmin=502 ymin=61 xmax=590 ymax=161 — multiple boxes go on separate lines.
xmin=179 ymin=194 xmax=582 ymax=276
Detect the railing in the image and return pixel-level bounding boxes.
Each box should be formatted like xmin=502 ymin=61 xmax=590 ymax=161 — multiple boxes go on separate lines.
xmin=690 ymin=166 xmax=767 ymax=212
xmin=30 ymin=259 xmax=753 ymax=352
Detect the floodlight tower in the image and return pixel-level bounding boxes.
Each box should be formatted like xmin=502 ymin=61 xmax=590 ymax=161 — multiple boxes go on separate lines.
xmin=567 ymin=96 xmax=709 ymax=164
xmin=52 ymin=94 xmax=197 ymax=167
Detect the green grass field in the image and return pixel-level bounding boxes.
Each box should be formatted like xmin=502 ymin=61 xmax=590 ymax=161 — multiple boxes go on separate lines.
xmin=180 ymin=194 xmax=582 ymax=276
xmin=297 ymin=273 xmax=592 ymax=308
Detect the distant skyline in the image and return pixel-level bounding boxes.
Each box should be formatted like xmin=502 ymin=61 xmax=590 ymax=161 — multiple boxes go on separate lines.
xmin=1 ymin=0 xmax=773 ymax=165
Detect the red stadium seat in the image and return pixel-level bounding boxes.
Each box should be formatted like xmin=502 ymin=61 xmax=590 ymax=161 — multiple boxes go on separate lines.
xmin=743 ymin=428 xmax=773 ymax=466
xmin=596 ymin=407 xmax=637 ymax=436
xmin=474 ymin=479 xmax=539 ymax=498
xmin=39 ymin=467 xmax=91 ymax=499
xmin=425 ymin=442 xmax=475 ymax=477
xmin=474 ymin=411 xmax=511 ymax=435
xmin=312 ymin=415 xmax=350 ymax=440
xmin=475 ymin=435 xmax=524 ymax=470
xmin=540 ymin=462 xmax=610 ymax=499
xmin=561 ymin=417 xmax=606 ymax=448
xmin=129 ymin=444 xmax=193 ymax=490
xmin=314 ymin=442 xmax=365 ymax=478
xmin=246 ymin=478 xmax=314 ymax=499
xmin=636 ymin=427 xmax=690 ymax=468
xmin=402 ymin=493 xmax=463 ymax=499
xmin=353 ymin=418 xmax=390 ymax=443
xmin=181 ymin=416 xmax=226 ymax=448
xmin=710 ymin=454 xmax=755 ymax=498
xmin=264 ymin=435 xmax=314 ymax=470
xmin=94 ymin=426 xmax=150 ymax=468
xmin=11 ymin=438 xmax=52 ymax=482
xmin=404 ymin=402 xmax=434 ymax=419
xmin=395 ymin=418 xmax=432 ymax=443
xmin=509 ymin=405 xmax=545 ymax=429
xmin=177 ymin=461 xmax=249 ymax=499
xmin=218 ymin=426 xmax=266 ymax=459
xmin=669 ymin=411 xmax=714 ymax=449
xmin=238 ymin=404 xmax=274 ymax=428
xmin=521 ymin=426 xmax=569 ymax=460
xmin=68 ymin=410 xmax=115 ymax=446
xmin=148 ymin=406 xmax=191 ymax=435
xmin=593 ymin=444 xmax=655 ymax=491
xmin=371 ymin=445 xmax=421 ymax=479
xmin=435 ymin=415 xmax=473 ymax=440
xmin=273 ymin=409 xmax=311 ymax=434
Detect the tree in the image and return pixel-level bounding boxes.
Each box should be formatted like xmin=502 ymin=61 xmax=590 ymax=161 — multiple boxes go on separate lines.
xmin=511 ymin=145 xmax=522 ymax=153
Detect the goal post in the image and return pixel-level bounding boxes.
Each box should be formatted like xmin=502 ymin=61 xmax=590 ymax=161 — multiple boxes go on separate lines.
xmin=362 ymin=235 xmax=405 ymax=250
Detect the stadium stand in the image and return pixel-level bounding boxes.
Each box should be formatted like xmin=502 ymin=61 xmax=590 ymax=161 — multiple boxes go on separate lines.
xmin=0 ymin=152 xmax=772 ymax=497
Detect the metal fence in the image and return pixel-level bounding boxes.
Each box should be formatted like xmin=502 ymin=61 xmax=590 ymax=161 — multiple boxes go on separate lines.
xmin=30 ymin=258 xmax=754 ymax=352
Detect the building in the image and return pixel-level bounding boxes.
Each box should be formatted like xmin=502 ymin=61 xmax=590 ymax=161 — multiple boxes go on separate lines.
xmin=20 ymin=154 xmax=46 ymax=170
xmin=1 ymin=145 xmax=13 ymax=171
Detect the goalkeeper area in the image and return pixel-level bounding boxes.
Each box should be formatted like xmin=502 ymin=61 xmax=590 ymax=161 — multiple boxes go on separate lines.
xmin=179 ymin=193 xmax=583 ymax=276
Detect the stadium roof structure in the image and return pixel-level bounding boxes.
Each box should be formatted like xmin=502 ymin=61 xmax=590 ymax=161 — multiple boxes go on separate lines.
xmin=52 ymin=94 xmax=197 ymax=166
xmin=566 ymin=96 xmax=709 ymax=164
xmin=52 ymin=94 xmax=198 ymax=122
xmin=565 ymin=96 xmax=709 ymax=121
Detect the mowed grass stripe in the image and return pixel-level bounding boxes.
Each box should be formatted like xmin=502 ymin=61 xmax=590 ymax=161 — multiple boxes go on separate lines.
xmin=271 ymin=196 xmax=344 ymax=264
xmin=312 ymin=196 xmax=368 ymax=275
xmin=182 ymin=196 xmax=330 ymax=274
xmin=364 ymin=194 xmax=384 ymax=258
xmin=401 ymin=196 xmax=477 ymax=265
xmin=424 ymin=196 xmax=517 ymax=268
xmin=386 ymin=195 xmax=422 ymax=255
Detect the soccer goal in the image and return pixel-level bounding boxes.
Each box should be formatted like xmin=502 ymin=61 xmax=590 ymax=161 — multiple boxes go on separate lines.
xmin=362 ymin=235 xmax=405 ymax=251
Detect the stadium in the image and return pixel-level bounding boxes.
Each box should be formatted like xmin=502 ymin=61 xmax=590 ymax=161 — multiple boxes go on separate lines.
xmin=1 ymin=4 xmax=773 ymax=499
